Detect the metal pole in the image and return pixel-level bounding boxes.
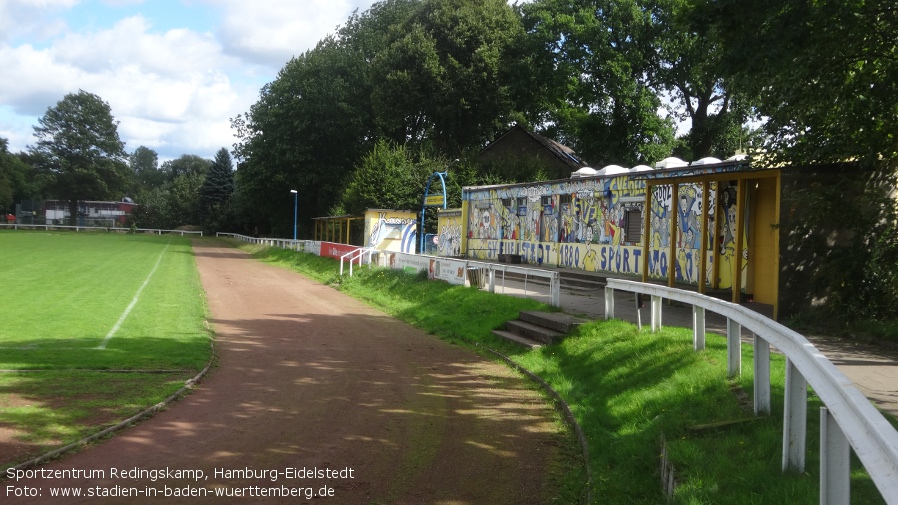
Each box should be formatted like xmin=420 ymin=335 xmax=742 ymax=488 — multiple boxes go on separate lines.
xmin=290 ymin=189 xmax=298 ymax=241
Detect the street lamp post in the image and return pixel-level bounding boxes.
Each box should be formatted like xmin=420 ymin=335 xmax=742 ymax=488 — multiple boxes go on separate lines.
xmin=290 ymin=190 xmax=298 ymax=241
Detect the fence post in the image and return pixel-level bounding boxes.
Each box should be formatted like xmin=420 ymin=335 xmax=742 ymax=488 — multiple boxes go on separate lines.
xmin=550 ymin=272 xmax=560 ymax=307
xmin=651 ymin=295 xmax=662 ymax=332
xmin=692 ymin=305 xmax=705 ymax=351
xmin=820 ymin=407 xmax=850 ymax=505
xmin=727 ymin=319 xmax=742 ymax=377
xmin=488 ymin=266 xmax=495 ymax=293
xmin=754 ymin=334 xmax=771 ymax=415
xmin=783 ymin=358 xmax=808 ymax=472
xmin=604 ymin=286 xmax=614 ymax=319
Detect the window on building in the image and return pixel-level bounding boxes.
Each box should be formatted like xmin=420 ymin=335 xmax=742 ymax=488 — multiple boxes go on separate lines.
xmin=625 ymin=209 xmax=642 ymax=244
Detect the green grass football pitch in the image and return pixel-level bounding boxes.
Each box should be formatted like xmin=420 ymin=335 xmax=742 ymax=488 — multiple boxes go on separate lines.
xmin=0 ymin=231 xmax=211 ymax=371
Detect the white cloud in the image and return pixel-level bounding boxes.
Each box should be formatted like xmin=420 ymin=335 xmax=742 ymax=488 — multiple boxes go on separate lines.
xmin=0 ymin=0 xmax=380 ymax=160
xmin=0 ymin=11 xmax=254 ymax=159
xmin=0 ymin=0 xmax=78 ymax=44
xmin=212 ymin=0 xmax=368 ymax=68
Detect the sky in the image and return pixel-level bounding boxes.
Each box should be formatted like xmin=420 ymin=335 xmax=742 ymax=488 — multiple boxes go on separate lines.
xmin=0 ymin=0 xmax=384 ymax=162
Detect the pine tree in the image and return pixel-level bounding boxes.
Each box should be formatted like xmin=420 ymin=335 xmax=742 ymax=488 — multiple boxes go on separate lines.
xmin=199 ymin=148 xmax=235 ymax=231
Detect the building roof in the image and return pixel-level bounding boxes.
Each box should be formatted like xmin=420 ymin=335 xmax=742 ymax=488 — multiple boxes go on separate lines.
xmin=479 ymin=125 xmax=589 ymax=170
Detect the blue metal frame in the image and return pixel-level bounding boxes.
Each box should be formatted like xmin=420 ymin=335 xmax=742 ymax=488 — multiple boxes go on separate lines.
xmin=420 ymin=171 xmax=448 ymax=253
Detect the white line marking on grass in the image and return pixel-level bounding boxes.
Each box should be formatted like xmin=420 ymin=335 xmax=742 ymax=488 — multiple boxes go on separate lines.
xmin=96 ymin=241 xmax=171 ymax=350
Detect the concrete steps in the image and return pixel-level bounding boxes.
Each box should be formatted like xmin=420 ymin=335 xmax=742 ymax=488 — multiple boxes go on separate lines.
xmin=492 ymin=311 xmax=587 ymax=348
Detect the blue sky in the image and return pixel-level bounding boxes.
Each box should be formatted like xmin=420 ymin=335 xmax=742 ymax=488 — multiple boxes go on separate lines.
xmin=0 ymin=0 xmax=380 ymax=162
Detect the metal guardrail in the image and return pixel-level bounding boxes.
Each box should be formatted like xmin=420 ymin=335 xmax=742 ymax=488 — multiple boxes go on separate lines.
xmin=215 ymin=232 xmax=306 ymax=251
xmin=604 ymin=278 xmax=898 ymax=505
xmin=465 ymin=260 xmax=561 ymax=307
xmin=2 ymin=223 xmax=202 ymax=235
xmin=215 ymin=233 xmax=562 ymax=307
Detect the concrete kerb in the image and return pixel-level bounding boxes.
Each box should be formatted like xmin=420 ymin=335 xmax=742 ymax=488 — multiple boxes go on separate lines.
xmin=4 ymin=342 xmax=216 ymax=475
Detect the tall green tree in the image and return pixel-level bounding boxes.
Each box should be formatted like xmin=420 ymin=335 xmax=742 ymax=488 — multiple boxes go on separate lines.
xmin=704 ymin=0 xmax=898 ymax=166
xmin=339 ymin=140 xmax=434 ymax=214
xmin=232 ymin=0 xmax=408 ymax=236
xmin=370 ymin=0 xmax=529 ymax=154
xmin=647 ymin=0 xmax=754 ymax=159
xmin=161 ymin=154 xmax=210 ymax=181
xmin=28 ymin=90 xmax=129 ymax=225
xmin=129 ymin=145 xmax=163 ymax=195
xmin=199 ymin=148 xmax=235 ymax=232
xmin=0 ymin=138 xmax=35 ymax=214
xmin=700 ymin=0 xmax=898 ymax=322
xmin=521 ymin=0 xmax=677 ymax=166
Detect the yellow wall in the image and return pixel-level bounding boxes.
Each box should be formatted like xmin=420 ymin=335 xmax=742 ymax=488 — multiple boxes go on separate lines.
xmin=749 ymin=178 xmax=779 ymax=304
xmin=364 ymin=209 xmax=417 ymax=253
xmin=435 ymin=209 xmax=463 ymax=257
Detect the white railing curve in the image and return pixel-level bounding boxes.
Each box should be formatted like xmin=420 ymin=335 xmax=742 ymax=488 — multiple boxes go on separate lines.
xmin=604 ymin=278 xmax=898 ymax=505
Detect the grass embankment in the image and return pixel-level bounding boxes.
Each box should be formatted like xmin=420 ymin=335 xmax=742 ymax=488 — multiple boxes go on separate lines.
xmin=0 ymin=232 xmax=212 ymax=469
xmin=238 ymin=240 xmax=896 ymax=505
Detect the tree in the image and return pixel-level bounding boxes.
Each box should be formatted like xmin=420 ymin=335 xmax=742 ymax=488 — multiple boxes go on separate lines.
xmin=703 ymin=0 xmax=898 ymax=166
xmin=161 ymin=154 xmax=210 ymax=181
xmin=370 ymin=0 xmax=529 ymax=154
xmin=199 ymin=148 xmax=235 ymax=232
xmin=232 ymin=27 xmax=380 ymax=236
xmin=28 ymin=90 xmax=130 ymax=225
xmin=130 ymin=171 xmax=205 ymax=229
xmin=647 ymin=0 xmax=755 ymax=159
xmin=700 ymin=0 xmax=898 ymax=322
xmin=231 ymin=0 xmax=540 ymax=236
xmin=339 ymin=140 xmax=431 ymax=214
xmin=129 ymin=146 xmax=163 ymax=195
xmin=521 ymin=0 xmax=677 ymax=166
xmin=0 ymin=138 xmax=35 ymax=214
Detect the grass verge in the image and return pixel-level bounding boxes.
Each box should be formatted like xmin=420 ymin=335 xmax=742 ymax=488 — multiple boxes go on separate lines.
xmin=235 ymin=239 xmax=897 ymax=505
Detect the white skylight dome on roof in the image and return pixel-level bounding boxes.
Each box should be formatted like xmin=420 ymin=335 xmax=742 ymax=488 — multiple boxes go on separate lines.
xmin=655 ymin=157 xmax=688 ymax=169
xmin=602 ymin=165 xmax=629 ymax=175
xmin=570 ymin=167 xmax=598 ymax=178
xmin=631 ymin=165 xmax=653 ymax=171
xmin=690 ymin=157 xmax=722 ymax=166
xmin=725 ymin=154 xmax=748 ymax=161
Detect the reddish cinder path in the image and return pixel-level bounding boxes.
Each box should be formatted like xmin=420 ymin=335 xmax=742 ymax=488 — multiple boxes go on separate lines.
xmin=8 ymin=241 xmax=569 ymax=504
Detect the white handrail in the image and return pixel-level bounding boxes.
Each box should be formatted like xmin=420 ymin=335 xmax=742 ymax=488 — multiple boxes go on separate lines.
xmin=339 ymin=247 xmax=374 ymax=277
xmin=464 ymin=260 xmax=561 ymax=307
xmin=605 ymin=278 xmax=898 ymax=505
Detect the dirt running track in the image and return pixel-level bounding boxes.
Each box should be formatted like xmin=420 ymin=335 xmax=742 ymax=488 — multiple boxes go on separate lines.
xmin=8 ymin=241 xmax=570 ymax=504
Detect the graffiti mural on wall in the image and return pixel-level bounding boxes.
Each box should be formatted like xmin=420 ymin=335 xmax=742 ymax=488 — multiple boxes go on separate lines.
xmin=674 ymin=184 xmax=702 ymax=283
xmin=436 ymin=210 xmax=463 ymax=257
xmin=466 ymin=176 xmax=649 ymax=275
xmin=366 ymin=211 xmax=417 ymax=253
xmin=715 ymin=184 xmax=748 ymax=290
xmin=463 ymin=163 xmax=757 ymax=289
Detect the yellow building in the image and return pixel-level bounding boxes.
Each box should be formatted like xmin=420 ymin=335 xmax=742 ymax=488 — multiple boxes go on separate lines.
xmin=460 ymin=156 xmax=783 ymax=318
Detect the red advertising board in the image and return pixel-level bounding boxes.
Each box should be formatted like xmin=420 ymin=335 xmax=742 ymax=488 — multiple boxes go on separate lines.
xmin=320 ymin=242 xmax=361 ymax=260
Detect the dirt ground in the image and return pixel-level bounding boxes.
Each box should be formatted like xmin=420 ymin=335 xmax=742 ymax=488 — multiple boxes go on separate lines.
xmin=5 ymin=240 xmax=574 ymax=504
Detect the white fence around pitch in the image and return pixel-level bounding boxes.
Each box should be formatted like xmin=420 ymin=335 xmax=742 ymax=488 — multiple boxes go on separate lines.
xmin=604 ymin=278 xmax=898 ymax=505
xmin=1 ymin=223 xmax=202 ymax=235
xmin=215 ymin=233 xmax=561 ymax=307
xmin=216 ymin=232 xmax=308 ymax=251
